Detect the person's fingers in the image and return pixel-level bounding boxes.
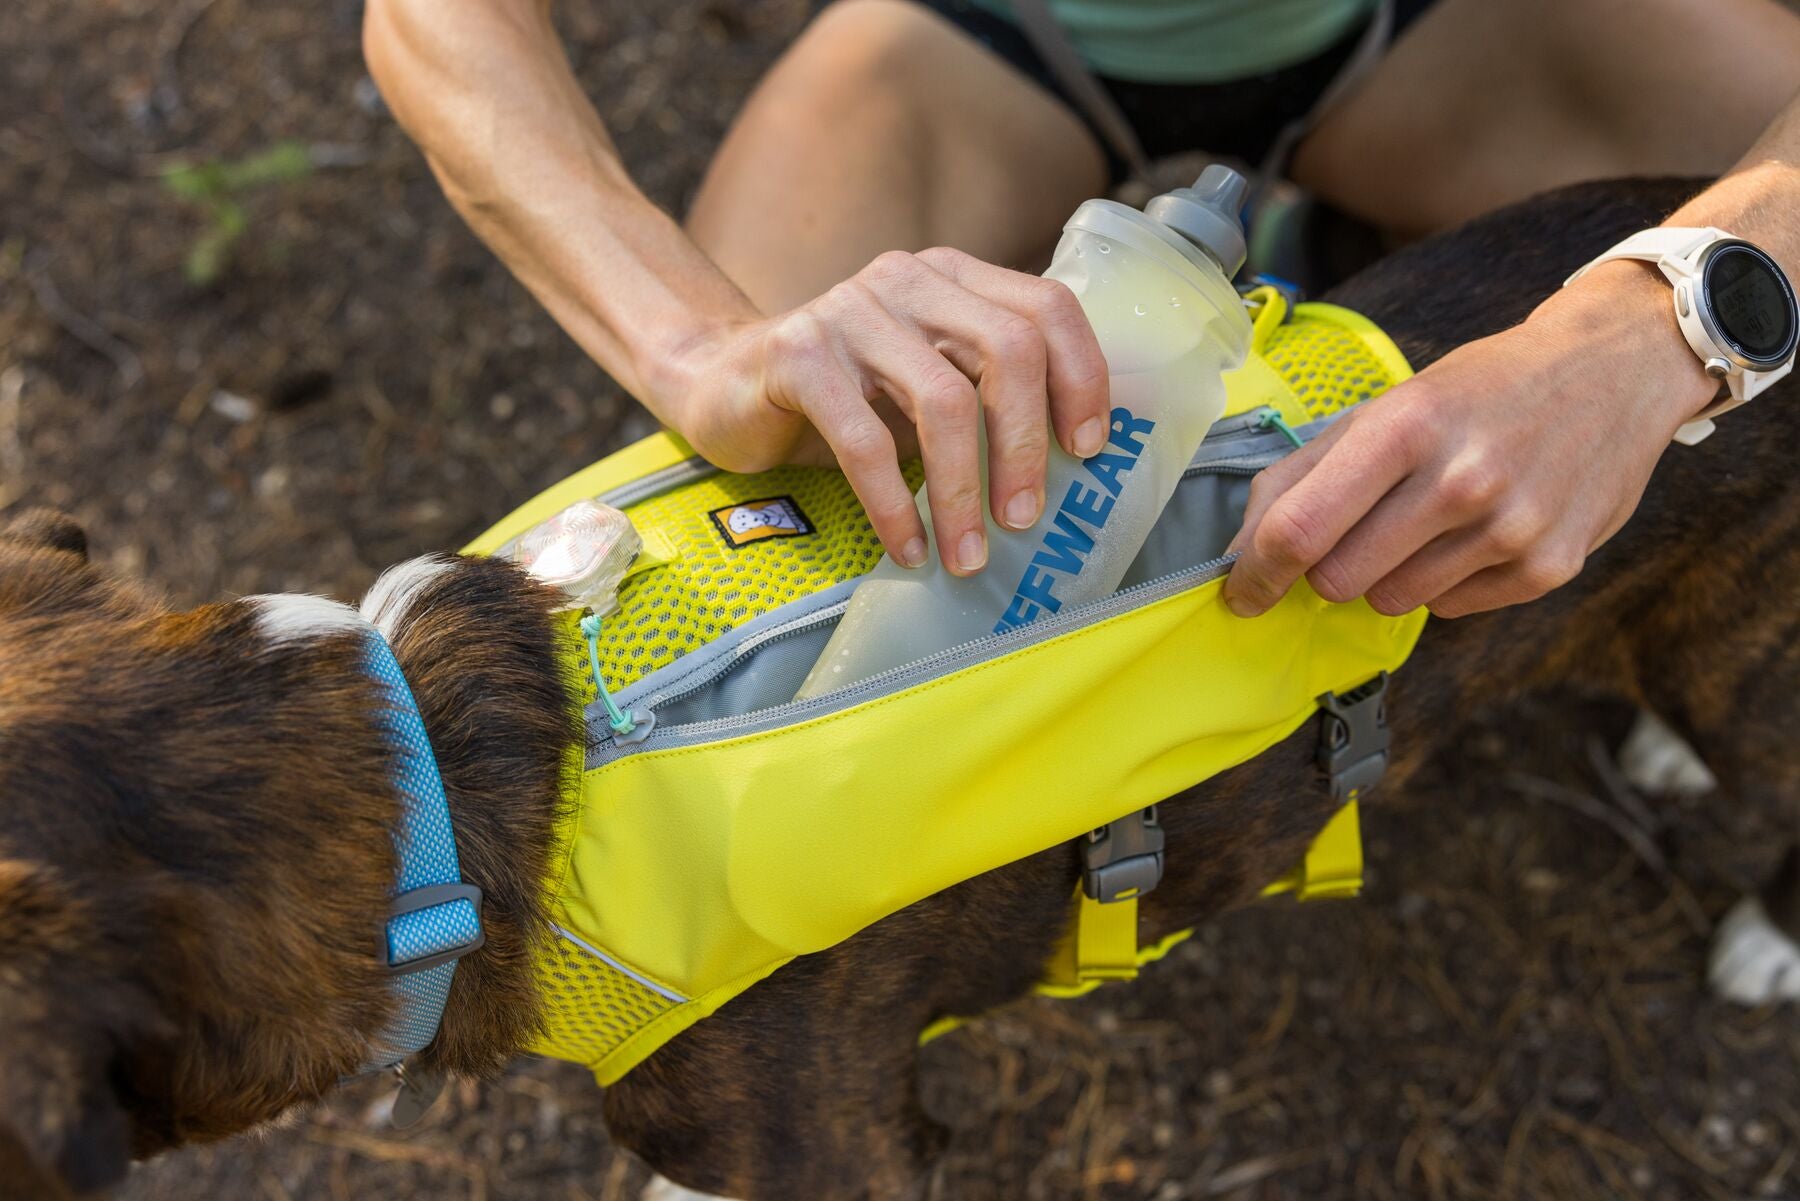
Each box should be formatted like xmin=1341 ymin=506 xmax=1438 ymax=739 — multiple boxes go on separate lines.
xmin=820 ymin=281 xmax=994 ymax=568
xmin=1357 ymin=522 xmax=1511 ymax=617
xmin=1423 ymin=540 xmax=1587 ymax=618
xmin=1224 ymin=416 xmax=1349 ymax=558
xmin=857 ymin=253 xmax=1051 ymax=544
xmin=917 ymin=246 xmax=1110 ymax=459
xmin=763 ymin=311 xmax=928 ymax=567
xmin=910 ymin=278 xmax=1050 ymax=533
xmin=1304 ymin=444 xmax=1507 ymax=605
xmin=1222 ymin=401 xmax=1420 ymax=618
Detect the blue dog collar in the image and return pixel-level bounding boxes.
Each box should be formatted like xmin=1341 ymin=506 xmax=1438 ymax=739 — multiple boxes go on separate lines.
xmin=362 ymin=631 xmax=484 ymax=1072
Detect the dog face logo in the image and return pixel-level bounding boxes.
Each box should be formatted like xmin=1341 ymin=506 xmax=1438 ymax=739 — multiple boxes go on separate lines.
xmin=709 ymin=496 xmax=816 ymax=549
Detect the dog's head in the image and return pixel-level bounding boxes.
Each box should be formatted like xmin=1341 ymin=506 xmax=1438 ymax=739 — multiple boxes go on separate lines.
xmin=0 ymin=509 xmax=408 ymax=1195
xmin=0 ymin=510 xmax=163 ymax=1197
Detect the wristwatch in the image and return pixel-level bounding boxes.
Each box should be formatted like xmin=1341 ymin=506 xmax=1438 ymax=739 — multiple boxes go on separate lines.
xmin=1566 ymin=227 xmax=1798 ymax=445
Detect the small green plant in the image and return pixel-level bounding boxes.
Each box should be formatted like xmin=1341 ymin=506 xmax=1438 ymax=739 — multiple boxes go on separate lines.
xmin=161 ymin=141 xmax=314 ymax=285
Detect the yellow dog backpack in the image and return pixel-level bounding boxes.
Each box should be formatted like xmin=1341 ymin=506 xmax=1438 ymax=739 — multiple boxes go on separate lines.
xmin=462 ymin=288 xmax=1426 ymax=1085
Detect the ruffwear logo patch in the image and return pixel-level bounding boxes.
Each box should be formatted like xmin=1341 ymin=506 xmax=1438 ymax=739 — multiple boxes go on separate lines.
xmin=709 ymin=495 xmax=816 ymax=549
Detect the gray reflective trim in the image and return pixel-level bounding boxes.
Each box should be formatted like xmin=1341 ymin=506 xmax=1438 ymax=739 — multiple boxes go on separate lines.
xmin=593 ymin=456 xmax=715 ymax=510
xmin=551 ymin=923 xmax=689 ymax=1004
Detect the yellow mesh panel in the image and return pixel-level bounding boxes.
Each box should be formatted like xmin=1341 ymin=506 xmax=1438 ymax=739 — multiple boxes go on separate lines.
xmin=533 ymin=934 xmax=680 ymax=1068
xmin=1261 ymin=317 xmax=1401 ymax=421
xmin=595 ymin=463 xmax=924 ymax=688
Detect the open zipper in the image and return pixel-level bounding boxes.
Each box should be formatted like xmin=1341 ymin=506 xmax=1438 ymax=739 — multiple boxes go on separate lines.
xmin=586 ymin=551 xmax=1236 ymax=767
xmin=582 ymin=405 xmax=1324 ymax=762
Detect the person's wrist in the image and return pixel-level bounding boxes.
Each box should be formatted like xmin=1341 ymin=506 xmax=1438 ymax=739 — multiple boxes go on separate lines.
xmin=639 ymin=305 xmax=759 ymax=433
xmin=1531 ymin=259 xmax=1720 ymax=427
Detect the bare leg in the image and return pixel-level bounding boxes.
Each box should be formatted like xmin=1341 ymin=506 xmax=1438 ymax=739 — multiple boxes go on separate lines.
xmin=1294 ymin=0 xmax=1800 ymax=238
xmin=686 ymin=0 xmax=1107 ymax=313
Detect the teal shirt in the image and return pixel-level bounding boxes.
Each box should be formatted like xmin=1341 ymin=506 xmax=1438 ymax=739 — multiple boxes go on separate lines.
xmin=967 ymin=0 xmax=1376 ymax=84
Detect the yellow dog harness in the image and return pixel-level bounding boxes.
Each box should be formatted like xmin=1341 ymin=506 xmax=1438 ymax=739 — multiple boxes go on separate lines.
xmin=464 ymin=289 xmax=1425 ymax=1085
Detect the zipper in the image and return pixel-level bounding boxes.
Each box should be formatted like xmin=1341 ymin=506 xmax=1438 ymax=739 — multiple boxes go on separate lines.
xmin=587 ymin=551 xmax=1237 ymax=767
xmin=587 ymin=408 xmax=1291 ymax=513
xmin=582 ymin=406 xmax=1308 ymax=757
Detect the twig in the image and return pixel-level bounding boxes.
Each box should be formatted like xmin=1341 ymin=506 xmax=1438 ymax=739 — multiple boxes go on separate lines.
xmin=23 ymin=253 xmax=144 ymax=390
xmin=1203 ymin=1147 xmax=1324 ymax=1196
xmin=595 ymin=1153 xmax=631 ymax=1201
xmin=1499 ymin=1104 xmax=1540 ymax=1200
xmin=1505 ymin=772 xmax=1667 ymax=874
xmin=1584 ymin=733 xmax=1665 ymax=837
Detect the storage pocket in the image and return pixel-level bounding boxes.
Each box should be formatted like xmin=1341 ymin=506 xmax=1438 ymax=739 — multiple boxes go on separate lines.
xmin=592 ymin=409 xmax=1336 ymax=755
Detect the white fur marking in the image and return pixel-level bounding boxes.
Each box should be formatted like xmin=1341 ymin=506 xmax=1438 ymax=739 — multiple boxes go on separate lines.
xmin=359 ymin=555 xmax=456 ymax=640
xmin=1710 ymin=897 xmax=1800 ymax=1005
xmin=250 ymin=593 xmax=370 ymax=647
xmin=640 ymin=1176 xmax=737 ymax=1201
xmin=1618 ymin=710 xmax=1716 ymax=798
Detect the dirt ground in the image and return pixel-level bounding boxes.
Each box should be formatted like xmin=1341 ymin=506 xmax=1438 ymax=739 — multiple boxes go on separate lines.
xmin=5 ymin=2 xmax=1798 ymax=1198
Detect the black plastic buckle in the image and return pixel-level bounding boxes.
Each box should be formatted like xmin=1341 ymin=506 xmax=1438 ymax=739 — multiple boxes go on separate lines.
xmin=382 ymin=882 xmax=486 ymax=976
xmin=1317 ymin=673 xmax=1391 ymax=803
xmin=1082 ymin=806 xmax=1165 ymax=904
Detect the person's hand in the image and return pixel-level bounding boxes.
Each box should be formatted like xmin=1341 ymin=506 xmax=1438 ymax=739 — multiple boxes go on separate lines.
xmin=1223 ymin=262 xmax=1720 ymax=619
xmin=653 ymin=247 xmax=1110 ymax=575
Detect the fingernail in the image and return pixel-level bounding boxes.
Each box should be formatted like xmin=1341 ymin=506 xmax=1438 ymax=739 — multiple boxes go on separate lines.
xmin=900 ymin=537 xmax=927 ymax=568
xmin=1223 ymin=588 xmax=1260 ymax=618
xmin=956 ymin=530 xmax=987 ymax=572
xmin=1002 ymin=490 xmax=1041 ymax=530
xmin=1073 ymin=417 xmax=1105 ymax=457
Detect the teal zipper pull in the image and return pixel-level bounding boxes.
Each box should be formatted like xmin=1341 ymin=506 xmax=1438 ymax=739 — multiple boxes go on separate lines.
xmin=579 ymin=612 xmax=637 ymax=736
xmin=1257 ymin=408 xmax=1305 ymax=449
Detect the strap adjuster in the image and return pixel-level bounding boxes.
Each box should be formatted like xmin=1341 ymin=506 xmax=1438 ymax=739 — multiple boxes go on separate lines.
xmin=383 ymin=882 xmax=486 ymax=976
xmin=1082 ymin=806 xmax=1165 ymax=903
xmin=1318 ymin=672 xmax=1391 ymax=803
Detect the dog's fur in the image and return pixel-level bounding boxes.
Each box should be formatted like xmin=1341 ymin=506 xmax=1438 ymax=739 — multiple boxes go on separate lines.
xmin=0 ymin=178 xmax=1795 ymax=1201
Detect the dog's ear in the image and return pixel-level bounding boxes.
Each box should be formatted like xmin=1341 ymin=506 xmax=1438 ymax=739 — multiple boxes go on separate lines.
xmin=2 ymin=509 xmax=88 ymax=560
xmin=0 ymin=862 xmax=134 ymax=1200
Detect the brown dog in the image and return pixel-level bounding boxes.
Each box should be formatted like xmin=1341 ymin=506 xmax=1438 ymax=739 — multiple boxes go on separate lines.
xmin=0 ymin=177 xmax=1794 ymax=1201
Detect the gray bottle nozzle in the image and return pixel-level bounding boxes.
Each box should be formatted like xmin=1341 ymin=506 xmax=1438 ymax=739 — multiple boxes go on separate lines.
xmin=1143 ymin=164 xmax=1248 ymax=278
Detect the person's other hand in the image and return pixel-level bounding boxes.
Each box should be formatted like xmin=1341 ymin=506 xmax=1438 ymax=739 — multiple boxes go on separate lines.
xmin=655 ymin=247 xmax=1109 ymax=575
xmin=1224 ymin=262 xmax=1720 ymax=619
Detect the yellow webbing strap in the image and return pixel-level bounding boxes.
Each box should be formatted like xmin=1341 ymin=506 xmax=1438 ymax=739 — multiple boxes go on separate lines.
xmin=1046 ymin=800 xmax=1364 ymax=999
xmin=1258 ymin=800 xmax=1364 ymax=901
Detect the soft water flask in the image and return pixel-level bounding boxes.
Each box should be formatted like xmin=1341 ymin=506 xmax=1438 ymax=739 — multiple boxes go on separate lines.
xmin=794 ymin=166 xmax=1255 ymax=700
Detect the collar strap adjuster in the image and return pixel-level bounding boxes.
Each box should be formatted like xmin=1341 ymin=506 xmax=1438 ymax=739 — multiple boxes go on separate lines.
xmin=383 ymin=882 xmax=486 ymax=976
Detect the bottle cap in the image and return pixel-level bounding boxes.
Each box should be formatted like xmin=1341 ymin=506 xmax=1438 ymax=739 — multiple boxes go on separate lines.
xmin=1143 ymin=165 xmax=1248 ymax=278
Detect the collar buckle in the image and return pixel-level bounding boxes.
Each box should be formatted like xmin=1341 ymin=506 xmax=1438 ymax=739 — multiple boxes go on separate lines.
xmin=383 ymin=882 xmax=486 ymax=976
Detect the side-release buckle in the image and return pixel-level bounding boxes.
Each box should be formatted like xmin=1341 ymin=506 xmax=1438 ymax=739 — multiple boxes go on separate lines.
xmin=1318 ymin=672 xmax=1391 ymax=803
xmin=1082 ymin=806 xmax=1165 ymax=903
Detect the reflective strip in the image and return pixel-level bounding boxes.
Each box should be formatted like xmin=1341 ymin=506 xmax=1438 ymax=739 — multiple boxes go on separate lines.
xmin=551 ymin=923 xmax=690 ymax=1004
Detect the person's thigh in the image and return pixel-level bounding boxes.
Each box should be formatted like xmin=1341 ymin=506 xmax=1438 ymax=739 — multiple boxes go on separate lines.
xmin=1292 ymin=0 xmax=1800 ymax=239
xmin=686 ymin=0 xmax=1107 ymax=314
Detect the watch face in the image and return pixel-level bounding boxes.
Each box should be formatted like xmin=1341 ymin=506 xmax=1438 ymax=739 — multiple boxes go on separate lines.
xmin=1702 ymin=242 xmax=1798 ymax=366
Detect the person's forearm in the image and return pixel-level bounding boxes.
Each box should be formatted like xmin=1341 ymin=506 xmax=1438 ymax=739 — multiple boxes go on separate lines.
xmin=362 ymin=0 xmax=755 ymax=415
xmin=1668 ymin=85 xmax=1800 ymax=269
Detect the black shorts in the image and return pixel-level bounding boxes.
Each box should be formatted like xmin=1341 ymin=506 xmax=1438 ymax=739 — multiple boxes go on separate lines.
xmin=823 ymin=0 xmax=1439 ymax=183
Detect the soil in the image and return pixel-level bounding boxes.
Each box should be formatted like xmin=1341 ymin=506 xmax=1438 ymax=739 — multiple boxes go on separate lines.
xmin=5 ymin=2 xmax=1798 ymax=1199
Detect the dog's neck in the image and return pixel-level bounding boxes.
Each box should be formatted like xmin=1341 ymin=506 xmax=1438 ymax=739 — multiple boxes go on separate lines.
xmin=339 ymin=554 xmax=580 ymax=1077
xmin=119 ymin=555 xmax=579 ymax=1146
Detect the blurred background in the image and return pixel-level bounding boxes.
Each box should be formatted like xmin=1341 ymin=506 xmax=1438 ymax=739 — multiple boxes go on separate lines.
xmin=5 ymin=2 xmax=1798 ymax=1198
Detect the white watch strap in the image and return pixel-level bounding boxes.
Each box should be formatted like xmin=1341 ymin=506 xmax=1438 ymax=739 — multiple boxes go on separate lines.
xmin=1564 ymin=227 xmax=1731 ymax=287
